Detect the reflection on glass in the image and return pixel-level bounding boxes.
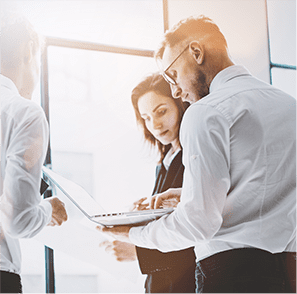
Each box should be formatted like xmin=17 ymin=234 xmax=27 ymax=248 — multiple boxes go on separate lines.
xmin=5 ymin=0 xmax=164 ymax=50
xmin=47 ymin=46 xmax=157 ymax=292
xmin=271 ymin=67 xmax=296 ymax=98
xmin=19 ymin=239 xmax=46 ymax=293
xmin=267 ymin=0 xmax=296 ymax=66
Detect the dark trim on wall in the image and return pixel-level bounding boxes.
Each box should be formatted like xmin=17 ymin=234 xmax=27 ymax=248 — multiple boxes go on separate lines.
xmin=270 ymin=63 xmax=296 ymax=70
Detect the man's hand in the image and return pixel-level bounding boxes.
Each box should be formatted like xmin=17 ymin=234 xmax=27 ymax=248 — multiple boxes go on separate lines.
xmin=46 ymin=196 xmax=68 ymax=226
xmin=96 ymin=225 xmax=132 ymax=243
xmin=150 ymin=188 xmax=182 ymax=209
xmin=99 ymin=240 xmax=137 ymax=262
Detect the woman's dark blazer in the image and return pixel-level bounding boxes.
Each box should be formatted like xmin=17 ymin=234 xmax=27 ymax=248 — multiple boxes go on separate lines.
xmin=136 ymin=150 xmax=196 ymax=293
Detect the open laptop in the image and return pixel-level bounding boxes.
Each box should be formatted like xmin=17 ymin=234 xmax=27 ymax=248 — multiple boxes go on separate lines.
xmin=42 ymin=166 xmax=174 ymax=227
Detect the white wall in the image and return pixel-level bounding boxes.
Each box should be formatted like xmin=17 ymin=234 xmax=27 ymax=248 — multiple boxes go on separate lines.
xmin=167 ymin=0 xmax=271 ymax=83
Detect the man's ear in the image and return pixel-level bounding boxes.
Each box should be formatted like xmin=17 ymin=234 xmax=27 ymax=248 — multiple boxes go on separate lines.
xmin=189 ymin=41 xmax=204 ymax=65
xmin=23 ymin=41 xmax=34 ymax=64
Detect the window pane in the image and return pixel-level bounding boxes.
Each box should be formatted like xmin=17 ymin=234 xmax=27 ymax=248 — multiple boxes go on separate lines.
xmin=46 ymin=46 xmax=157 ymax=292
xmin=19 ymin=239 xmax=46 ymax=293
xmin=271 ymin=67 xmax=296 ymax=98
xmin=4 ymin=0 xmax=164 ymax=50
xmin=267 ymin=0 xmax=296 ymax=66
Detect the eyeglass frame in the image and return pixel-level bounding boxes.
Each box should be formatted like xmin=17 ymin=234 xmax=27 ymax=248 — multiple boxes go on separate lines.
xmin=159 ymin=44 xmax=190 ymax=85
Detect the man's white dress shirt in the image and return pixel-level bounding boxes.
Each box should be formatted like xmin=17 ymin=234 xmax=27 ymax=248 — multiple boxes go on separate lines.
xmin=130 ymin=65 xmax=296 ymax=262
xmin=0 ymin=75 xmax=52 ymax=274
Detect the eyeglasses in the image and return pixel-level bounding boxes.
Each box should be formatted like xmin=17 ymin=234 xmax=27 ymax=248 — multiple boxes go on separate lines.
xmin=160 ymin=44 xmax=189 ymax=85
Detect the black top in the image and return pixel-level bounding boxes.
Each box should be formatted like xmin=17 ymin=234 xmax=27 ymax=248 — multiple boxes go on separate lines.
xmin=136 ymin=150 xmax=196 ymax=274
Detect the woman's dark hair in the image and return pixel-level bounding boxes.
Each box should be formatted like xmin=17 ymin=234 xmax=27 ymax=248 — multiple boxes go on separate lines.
xmin=131 ymin=73 xmax=189 ymax=163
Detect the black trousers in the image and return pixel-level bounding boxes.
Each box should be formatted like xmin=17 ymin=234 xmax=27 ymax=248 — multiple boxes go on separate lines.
xmin=145 ymin=261 xmax=196 ymax=293
xmin=0 ymin=271 xmax=22 ymax=293
xmin=195 ymin=248 xmax=296 ymax=293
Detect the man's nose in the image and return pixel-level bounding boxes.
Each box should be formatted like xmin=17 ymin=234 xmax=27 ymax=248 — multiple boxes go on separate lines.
xmin=170 ymin=84 xmax=182 ymax=99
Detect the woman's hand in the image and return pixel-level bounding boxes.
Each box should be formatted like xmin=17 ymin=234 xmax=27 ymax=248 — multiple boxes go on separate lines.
xmin=150 ymin=188 xmax=182 ymax=209
xmin=99 ymin=240 xmax=137 ymax=262
xmin=130 ymin=197 xmax=149 ymax=211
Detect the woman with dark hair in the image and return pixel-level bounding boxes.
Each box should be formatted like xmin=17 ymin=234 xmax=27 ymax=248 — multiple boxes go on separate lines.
xmin=131 ymin=72 xmax=186 ymax=165
xmin=101 ymin=73 xmax=196 ymax=293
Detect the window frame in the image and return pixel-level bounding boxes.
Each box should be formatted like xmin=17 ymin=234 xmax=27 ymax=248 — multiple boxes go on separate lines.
xmin=265 ymin=0 xmax=296 ymax=85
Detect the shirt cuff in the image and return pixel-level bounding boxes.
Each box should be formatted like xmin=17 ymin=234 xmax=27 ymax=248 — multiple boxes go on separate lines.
xmin=129 ymin=225 xmax=145 ymax=247
xmin=40 ymin=199 xmax=53 ymax=225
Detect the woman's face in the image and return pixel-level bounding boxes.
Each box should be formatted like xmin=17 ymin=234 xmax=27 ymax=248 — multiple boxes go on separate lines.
xmin=138 ymin=91 xmax=180 ymax=146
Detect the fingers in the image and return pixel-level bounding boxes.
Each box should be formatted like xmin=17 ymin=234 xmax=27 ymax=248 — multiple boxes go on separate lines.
xmin=150 ymin=195 xmax=156 ymax=209
xmin=104 ymin=243 xmax=113 ymax=253
xmin=99 ymin=240 xmax=114 ymax=254
xmin=130 ymin=197 xmax=148 ymax=211
xmin=98 ymin=239 xmax=137 ymax=262
xmin=133 ymin=197 xmax=147 ymax=205
xmin=50 ymin=213 xmax=66 ymax=226
xmin=96 ymin=225 xmax=116 ymax=238
xmin=150 ymin=194 xmax=165 ymax=209
xmin=96 ymin=225 xmax=109 ymax=234
xmin=49 ymin=217 xmax=62 ymax=226
xmin=150 ymin=189 xmax=182 ymax=209
xmin=96 ymin=225 xmax=131 ymax=243
xmin=162 ymin=198 xmax=179 ymax=208
xmin=137 ymin=203 xmax=149 ymax=211
xmin=99 ymin=240 xmax=109 ymax=247
xmin=47 ymin=220 xmax=55 ymax=226
xmin=48 ymin=197 xmax=68 ymax=226
xmin=131 ymin=203 xmax=148 ymax=211
xmin=155 ymin=195 xmax=165 ymax=209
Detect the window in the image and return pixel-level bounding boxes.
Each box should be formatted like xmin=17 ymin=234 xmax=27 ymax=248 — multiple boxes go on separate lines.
xmin=45 ymin=43 xmax=158 ymax=294
xmin=2 ymin=0 xmax=295 ymax=292
xmin=267 ymin=0 xmax=296 ymax=97
xmin=3 ymin=0 xmax=163 ymax=292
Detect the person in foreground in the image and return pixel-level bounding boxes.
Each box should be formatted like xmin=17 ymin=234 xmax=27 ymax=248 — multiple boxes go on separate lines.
xmin=100 ymin=73 xmax=196 ymax=293
xmin=0 ymin=14 xmax=68 ymax=293
xmin=97 ymin=15 xmax=296 ymax=293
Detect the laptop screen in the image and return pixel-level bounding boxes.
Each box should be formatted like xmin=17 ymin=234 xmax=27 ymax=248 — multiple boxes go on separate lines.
xmin=42 ymin=166 xmax=106 ymax=217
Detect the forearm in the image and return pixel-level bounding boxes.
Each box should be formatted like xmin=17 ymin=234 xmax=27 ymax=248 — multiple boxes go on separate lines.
xmin=129 ymin=105 xmax=231 ymax=252
xmin=1 ymin=197 xmax=52 ymax=238
xmin=129 ymin=197 xmax=222 ymax=252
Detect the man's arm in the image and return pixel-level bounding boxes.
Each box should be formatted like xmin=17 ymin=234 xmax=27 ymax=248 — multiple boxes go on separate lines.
xmin=99 ymin=105 xmax=231 ymax=252
xmin=1 ymin=104 xmax=66 ymax=238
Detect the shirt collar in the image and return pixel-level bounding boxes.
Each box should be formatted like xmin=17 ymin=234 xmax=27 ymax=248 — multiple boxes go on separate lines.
xmin=209 ymin=65 xmax=251 ymax=93
xmin=0 ymin=74 xmax=20 ymax=95
xmin=163 ymin=148 xmax=181 ymax=170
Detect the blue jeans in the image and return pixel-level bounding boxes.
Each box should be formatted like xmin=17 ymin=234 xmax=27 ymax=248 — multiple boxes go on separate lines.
xmin=195 ymin=248 xmax=296 ymax=293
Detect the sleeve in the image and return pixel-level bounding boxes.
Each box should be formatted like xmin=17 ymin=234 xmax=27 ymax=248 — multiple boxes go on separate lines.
xmin=1 ymin=103 xmax=52 ymax=238
xmin=130 ymin=104 xmax=231 ymax=252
